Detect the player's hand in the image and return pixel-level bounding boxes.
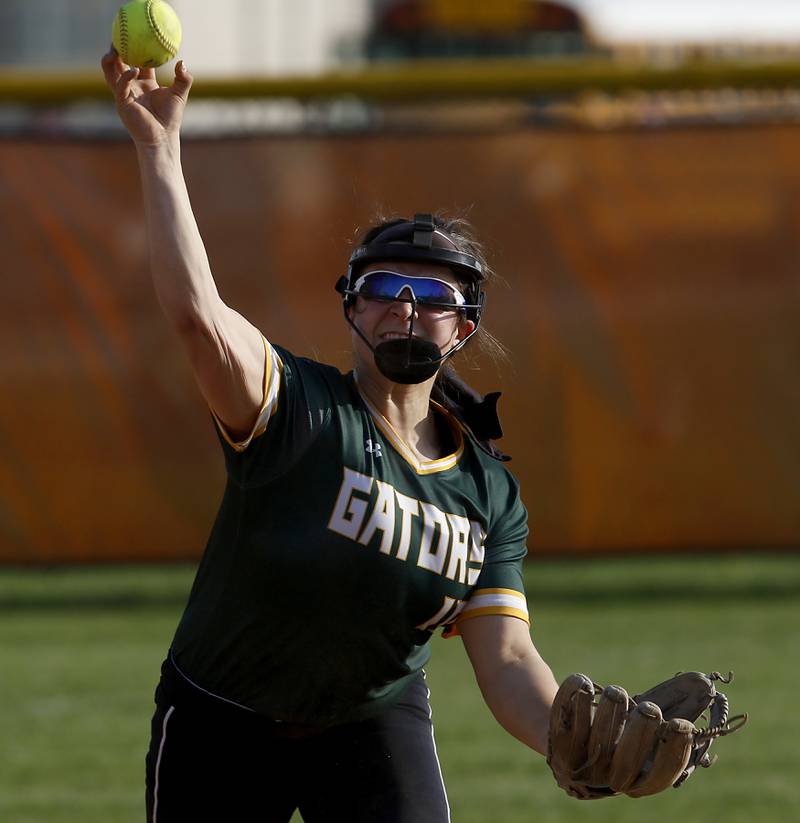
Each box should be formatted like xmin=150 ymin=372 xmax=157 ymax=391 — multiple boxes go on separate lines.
xmin=101 ymin=47 xmax=192 ymax=146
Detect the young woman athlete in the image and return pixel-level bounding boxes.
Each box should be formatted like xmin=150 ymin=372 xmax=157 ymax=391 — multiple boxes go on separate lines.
xmin=101 ymin=51 xmax=560 ymax=823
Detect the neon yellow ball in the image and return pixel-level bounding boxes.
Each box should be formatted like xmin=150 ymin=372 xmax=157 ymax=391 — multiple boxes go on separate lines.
xmin=112 ymin=0 xmax=182 ymax=68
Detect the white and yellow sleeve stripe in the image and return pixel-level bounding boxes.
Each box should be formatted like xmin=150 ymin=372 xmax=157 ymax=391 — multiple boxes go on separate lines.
xmin=213 ymin=335 xmax=283 ymax=453
xmin=458 ymin=587 xmax=530 ymax=625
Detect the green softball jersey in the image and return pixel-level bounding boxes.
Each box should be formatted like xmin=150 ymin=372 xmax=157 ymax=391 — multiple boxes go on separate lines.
xmin=171 ymin=339 xmax=530 ymax=726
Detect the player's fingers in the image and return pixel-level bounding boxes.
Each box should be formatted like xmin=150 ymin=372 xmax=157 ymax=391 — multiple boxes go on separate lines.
xmin=138 ymin=67 xmax=157 ymax=82
xmin=171 ymin=60 xmax=193 ymax=100
xmin=101 ymin=47 xmax=127 ymax=88
xmin=115 ymin=67 xmax=140 ymax=105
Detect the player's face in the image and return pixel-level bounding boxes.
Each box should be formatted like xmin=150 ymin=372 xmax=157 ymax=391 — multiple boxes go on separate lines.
xmin=347 ymin=261 xmax=475 ymax=379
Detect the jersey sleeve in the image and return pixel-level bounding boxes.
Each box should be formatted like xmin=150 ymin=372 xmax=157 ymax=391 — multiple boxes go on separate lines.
xmin=212 ymin=334 xmax=282 ymax=453
xmin=444 ymin=473 xmax=529 ymax=636
xmin=213 ymin=339 xmax=335 ymax=487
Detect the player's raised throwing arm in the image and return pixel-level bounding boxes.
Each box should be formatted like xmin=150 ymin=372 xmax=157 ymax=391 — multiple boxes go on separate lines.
xmin=101 ymin=50 xmax=265 ymax=439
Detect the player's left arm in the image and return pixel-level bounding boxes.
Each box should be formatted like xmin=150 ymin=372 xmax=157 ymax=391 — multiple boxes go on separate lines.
xmin=460 ymin=614 xmax=558 ymax=756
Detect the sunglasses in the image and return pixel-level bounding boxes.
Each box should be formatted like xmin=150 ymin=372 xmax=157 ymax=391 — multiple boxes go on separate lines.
xmin=349 ymin=271 xmax=467 ymax=308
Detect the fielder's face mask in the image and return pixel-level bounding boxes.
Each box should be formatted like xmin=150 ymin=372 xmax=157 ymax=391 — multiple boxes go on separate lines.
xmin=335 ymin=214 xmax=486 ymax=384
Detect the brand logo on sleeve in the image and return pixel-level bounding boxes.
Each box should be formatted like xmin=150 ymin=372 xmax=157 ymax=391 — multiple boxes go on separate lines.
xmin=365 ymin=439 xmax=382 ymax=458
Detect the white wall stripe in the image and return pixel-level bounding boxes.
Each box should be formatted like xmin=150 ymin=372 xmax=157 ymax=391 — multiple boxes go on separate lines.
xmin=152 ymin=705 xmax=175 ymax=823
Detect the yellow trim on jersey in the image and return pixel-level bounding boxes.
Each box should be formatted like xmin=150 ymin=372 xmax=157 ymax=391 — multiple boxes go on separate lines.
xmin=470 ymin=587 xmax=526 ymax=597
xmin=452 ymin=587 xmax=529 ymax=628
xmin=442 ymin=587 xmax=529 ymax=637
xmin=456 ymin=605 xmax=530 ymax=624
xmin=442 ymin=600 xmax=529 ymax=637
xmin=355 ymin=383 xmax=464 ymax=475
xmin=213 ymin=335 xmax=283 ymax=453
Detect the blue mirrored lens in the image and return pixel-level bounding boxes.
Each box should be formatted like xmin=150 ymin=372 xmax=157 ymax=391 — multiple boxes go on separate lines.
xmin=356 ymin=272 xmax=462 ymax=305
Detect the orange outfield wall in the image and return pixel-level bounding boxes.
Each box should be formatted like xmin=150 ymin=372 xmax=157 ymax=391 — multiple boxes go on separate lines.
xmin=0 ymin=125 xmax=798 ymax=562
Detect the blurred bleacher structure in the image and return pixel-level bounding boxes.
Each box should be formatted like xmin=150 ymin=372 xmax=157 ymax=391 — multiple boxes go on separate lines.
xmin=2 ymin=0 xmax=800 ymax=136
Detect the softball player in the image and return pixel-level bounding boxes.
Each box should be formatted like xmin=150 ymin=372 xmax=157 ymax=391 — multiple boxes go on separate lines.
xmin=102 ymin=52 xmax=559 ymax=823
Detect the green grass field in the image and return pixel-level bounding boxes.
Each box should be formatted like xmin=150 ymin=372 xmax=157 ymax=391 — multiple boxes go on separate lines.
xmin=1 ymin=554 xmax=796 ymax=823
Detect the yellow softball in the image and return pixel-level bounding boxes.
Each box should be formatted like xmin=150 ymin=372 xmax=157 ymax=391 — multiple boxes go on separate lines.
xmin=112 ymin=0 xmax=182 ymax=68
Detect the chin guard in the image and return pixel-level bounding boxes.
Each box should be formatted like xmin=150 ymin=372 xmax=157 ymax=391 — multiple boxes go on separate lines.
xmin=373 ymin=338 xmax=441 ymax=384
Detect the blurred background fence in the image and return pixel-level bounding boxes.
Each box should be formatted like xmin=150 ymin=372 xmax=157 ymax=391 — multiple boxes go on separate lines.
xmin=1 ymin=0 xmax=799 ymax=562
